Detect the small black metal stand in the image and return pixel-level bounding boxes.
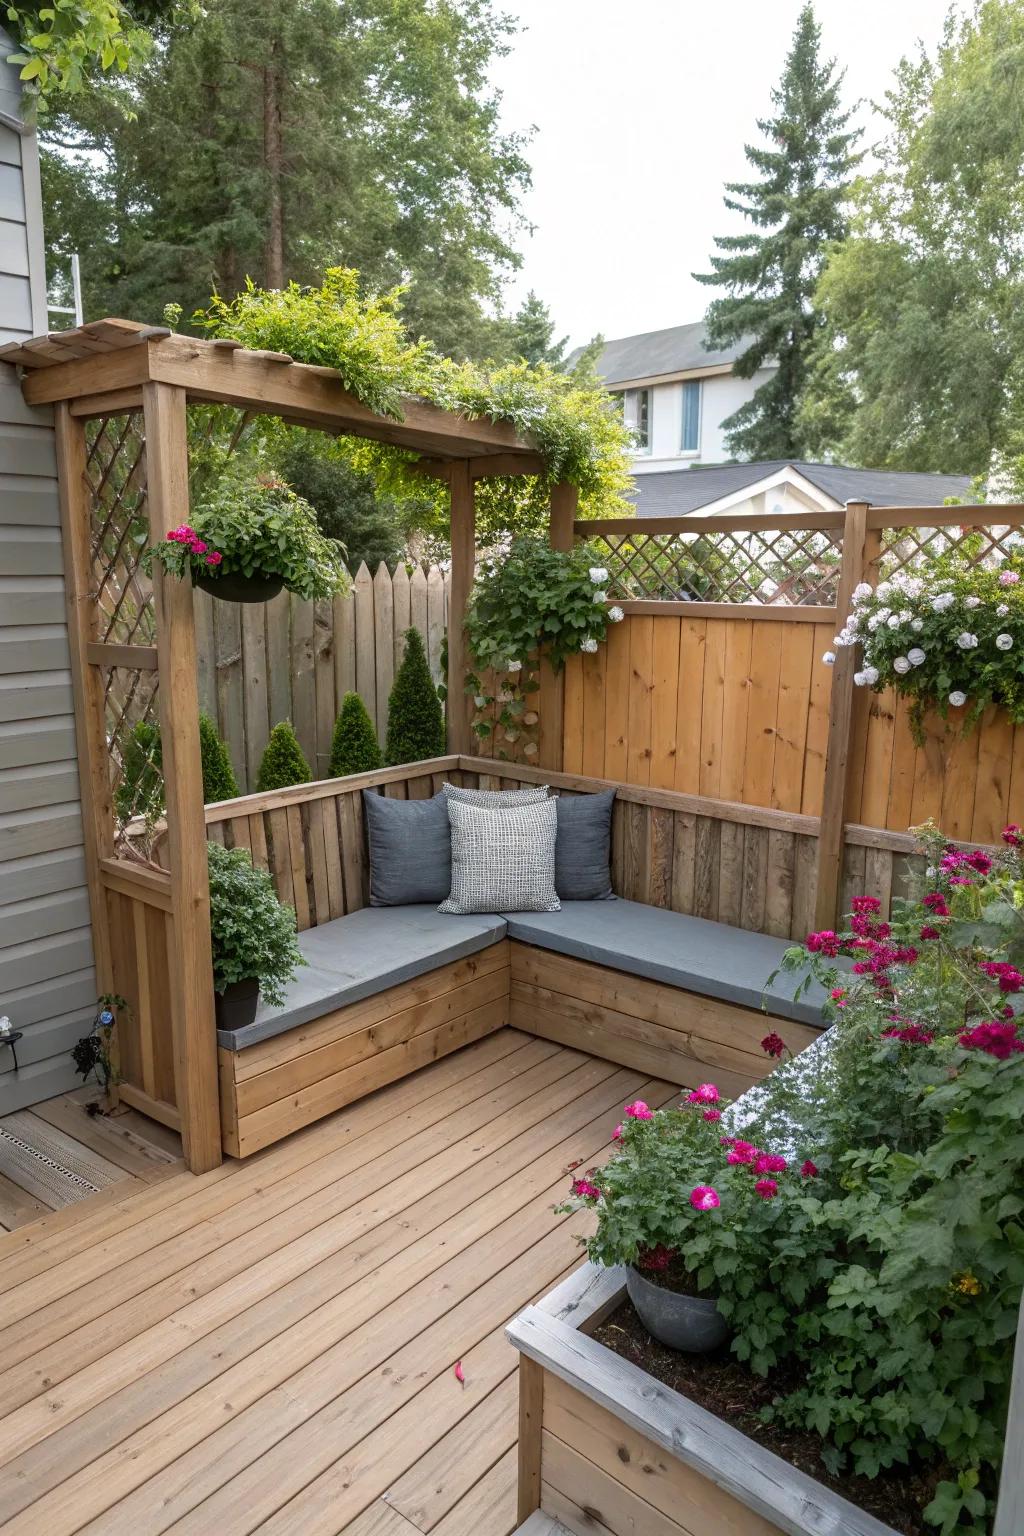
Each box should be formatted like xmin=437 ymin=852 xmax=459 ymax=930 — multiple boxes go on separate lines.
xmin=0 ymin=1031 xmax=23 ymax=1072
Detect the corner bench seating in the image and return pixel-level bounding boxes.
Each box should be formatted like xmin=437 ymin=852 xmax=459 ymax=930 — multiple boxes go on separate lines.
xmin=216 ymin=894 xmax=826 ymax=1159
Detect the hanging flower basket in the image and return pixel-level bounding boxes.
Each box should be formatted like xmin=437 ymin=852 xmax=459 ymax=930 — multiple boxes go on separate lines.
xmin=193 ymin=569 xmax=283 ymax=604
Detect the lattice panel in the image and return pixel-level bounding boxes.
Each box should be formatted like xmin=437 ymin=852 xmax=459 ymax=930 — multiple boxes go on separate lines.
xmin=872 ymin=523 xmax=1023 ymax=583
xmin=86 ymin=411 xmax=154 ymax=647
xmin=593 ymin=527 xmax=842 ymax=606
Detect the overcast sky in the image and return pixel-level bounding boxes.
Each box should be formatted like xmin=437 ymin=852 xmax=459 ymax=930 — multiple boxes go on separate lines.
xmin=488 ymin=0 xmax=955 ymax=350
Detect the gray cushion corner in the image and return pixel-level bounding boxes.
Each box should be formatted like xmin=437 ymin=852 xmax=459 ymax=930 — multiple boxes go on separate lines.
xmin=554 ymin=787 xmax=616 ymax=900
xmin=217 ymin=905 xmax=508 ymax=1050
xmin=363 ymin=787 xmax=452 ymax=906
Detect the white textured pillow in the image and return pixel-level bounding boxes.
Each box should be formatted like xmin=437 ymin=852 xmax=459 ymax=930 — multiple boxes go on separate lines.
xmin=440 ymin=798 xmax=561 ymax=914
xmin=443 ymin=781 xmax=548 ymax=808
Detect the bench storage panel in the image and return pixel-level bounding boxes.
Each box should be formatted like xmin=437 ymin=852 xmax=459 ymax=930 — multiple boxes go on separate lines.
xmin=219 ymin=943 xmax=511 ymax=1157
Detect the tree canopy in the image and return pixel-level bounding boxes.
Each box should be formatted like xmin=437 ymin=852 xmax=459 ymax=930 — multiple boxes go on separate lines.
xmin=694 ymin=2 xmax=861 ymax=459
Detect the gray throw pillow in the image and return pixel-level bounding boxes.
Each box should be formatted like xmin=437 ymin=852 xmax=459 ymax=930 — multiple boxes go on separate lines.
xmin=363 ymin=789 xmax=451 ymax=905
xmin=443 ymin=781 xmax=548 ymax=808
xmin=440 ymin=798 xmax=560 ymax=915
xmin=554 ymin=789 xmax=617 ymax=900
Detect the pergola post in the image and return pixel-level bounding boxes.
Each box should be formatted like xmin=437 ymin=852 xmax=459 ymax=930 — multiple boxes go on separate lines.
xmin=447 ymin=460 xmax=476 ymax=754
xmin=538 ymin=481 xmax=579 ymax=771
xmin=143 ymin=380 xmax=222 ymax=1173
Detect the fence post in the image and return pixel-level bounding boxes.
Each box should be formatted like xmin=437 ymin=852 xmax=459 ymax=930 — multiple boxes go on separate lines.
xmin=539 ymin=481 xmax=579 ymax=771
xmin=813 ymin=500 xmax=870 ymax=930
xmin=447 ymin=462 xmax=475 ymax=754
xmin=144 ymin=380 xmax=222 ymax=1174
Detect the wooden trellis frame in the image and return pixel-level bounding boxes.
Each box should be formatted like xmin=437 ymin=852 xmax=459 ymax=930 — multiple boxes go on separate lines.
xmin=1 ymin=319 xmax=556 ymax=1172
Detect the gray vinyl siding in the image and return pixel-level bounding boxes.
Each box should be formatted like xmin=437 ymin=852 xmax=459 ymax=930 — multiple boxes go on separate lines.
xmin=0 ymin=32 xmax=95 ymax=1110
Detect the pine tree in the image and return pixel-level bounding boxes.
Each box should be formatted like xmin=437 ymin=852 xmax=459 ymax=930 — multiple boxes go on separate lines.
xmin=693 ymin=3 xmax=861 ymax=459
xmin=386 ymin=629 xmax=445 ymax=766
xmin=256 ymin=722 xmax=312 ymax=791
xmin=498 ymin=292 xmax=568 ymax=368
xmin=330 ymin=693 xmax=383 ymax=777
xmin=199 ymin=711 xmax=240 ymax=802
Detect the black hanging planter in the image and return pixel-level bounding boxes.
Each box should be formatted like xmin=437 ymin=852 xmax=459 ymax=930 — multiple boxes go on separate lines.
xmin=214 ymin=978 xmax=261 ymax=1032
xmin=194 ymin=571 xmax=284 ymax=604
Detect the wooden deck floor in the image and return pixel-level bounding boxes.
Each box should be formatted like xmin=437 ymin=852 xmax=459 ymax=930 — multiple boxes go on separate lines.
xmin=0 ymin=1087 xmax=183 ymax=1231
xmin=0 ymin=1029 xmax=676 ymax=1536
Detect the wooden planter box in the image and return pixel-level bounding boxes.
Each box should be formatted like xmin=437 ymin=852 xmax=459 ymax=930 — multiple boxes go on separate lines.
xmin=507 ymin=1262 xmax=902 ymax=1536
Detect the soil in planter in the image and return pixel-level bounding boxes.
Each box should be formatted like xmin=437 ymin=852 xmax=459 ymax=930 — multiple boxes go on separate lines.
xmin=593 ymin=1298 xmax=943 ymax=1536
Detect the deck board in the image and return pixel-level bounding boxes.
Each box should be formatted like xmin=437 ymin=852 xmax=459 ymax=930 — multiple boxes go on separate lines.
xmin=0 ymin=1031 xmax=678 ymax=1535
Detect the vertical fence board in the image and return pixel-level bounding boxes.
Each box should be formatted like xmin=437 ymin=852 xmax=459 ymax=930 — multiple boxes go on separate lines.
xmin=265 ymin=589 xmax=292 ymax=740
xmin=313 ymin=598 xmax=335 ymax=778
xmin=290 ymin=595 xmax=316 ymax=773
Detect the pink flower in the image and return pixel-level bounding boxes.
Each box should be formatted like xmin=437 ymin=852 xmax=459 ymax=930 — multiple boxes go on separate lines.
xmin=964 ymin=851 xmax=993 ymax=874
xmin=570 ymin=1177 xmax=601 ymax=1200
xmin=755 ymin=1178 xmax=779 ymax=1199
xmin=829 ymin=987 xmax=846 ymax=1001
xmin=687 ymin=1083 xmax=720 ymax=1104
xmin=958 ymin=1021 xmax=1024 ymax=1059
xmin=611 ymin=1124 xmax=623 ymax=1141
xmin=920 ymin=926 xmax=941 ymax=942
xmin=726 ymin=1140 xmax=757 ymax=1166
xmin=923 ymin=892 xmax=950 ymax=917
xmin=1003 ymin=824 xmax=1023 ymax=848
xmin=1000 ymin=569 xmax=1020 ymax=586
xmin=703 ymin=1108 xmax=722 ymax=1122
xmin=690 ymin=1185 xmax=720 ymax=1212
xmin=806 ymin=929 xmax=841 ymax=957
xmin=624 ymin=1100 xmax=653 ymax=1120
xmin=760 ymin=1032 xmax=786 ymax=1058
xmin=800 ymin=1159 xmax=819 ymax=1178
xmin=979 ymin=961 xmax=1024 ymax=993
xmin=206 ymin=550 xmax=223 ymax=566
xmin=882 ymin=1023 xmax=934 ymax=1045
xmin=638 ymin=1243 xmax=675 ymax=1271
xmin=754 ymin=1153 xmax=787 ymax=1173
xmin=850 ymin=896 xmax=882 ymax=914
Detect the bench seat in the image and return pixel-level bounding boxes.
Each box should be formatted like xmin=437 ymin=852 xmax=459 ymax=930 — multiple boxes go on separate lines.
xmin=502 ymin=901 xmax=827 ymax=1029
xmin=217 ymin=906 xmax=508 ymax=1051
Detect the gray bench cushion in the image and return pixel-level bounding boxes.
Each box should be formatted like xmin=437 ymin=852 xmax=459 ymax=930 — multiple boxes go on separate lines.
xmin=502 ymin=901 xmax=828 ymax=1029
xmin=218 ymin=906 xmax=508 ymax=1050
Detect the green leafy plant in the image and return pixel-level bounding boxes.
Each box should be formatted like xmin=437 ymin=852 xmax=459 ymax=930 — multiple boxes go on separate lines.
xmin=827 ymin=544 xmax=1024 ymax=741
xmin=385 ymin=628 xmax=445 ymax=765
xmin=329 ymin=692 xmax=382 ymax=777
xmin=256 ymin=721 xmax=311 ymax=792
xmin=144 ymin=477 xmax=348 ymax=601
xmin=5 ymin=0 xmax=158 ymax=111
xmin=198 ymin=711 xmax=239 ymax=802
xmin=463 ymin=538 xmax=625 ymax=756
xmin=206 ymin=842 xmax=303 ymax=1006
xmin=114 ymin=718 xmax=163 ymax=825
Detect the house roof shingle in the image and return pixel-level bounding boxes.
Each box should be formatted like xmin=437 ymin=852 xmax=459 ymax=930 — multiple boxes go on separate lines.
xmin=627 ymin=461 xmax=977 ymax=517
xmin=573 ymin=322 xmax=750 ymax=386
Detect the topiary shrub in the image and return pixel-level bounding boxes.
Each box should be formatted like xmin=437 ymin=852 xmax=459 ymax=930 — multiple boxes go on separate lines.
xmin=256 ymin=722 xmax=312 ymax=791
xmin=329 ymin=692 xmax=383 ymax=777
xmin=207 ymin=843 xmax=303 ymax=1006
xmin=115 ymin=720 xmax=164 ymax=824
xmin=386 ymin=628 xmax=445 ymax=765
xmin=198 ymin=711 xmax=240 ymax=802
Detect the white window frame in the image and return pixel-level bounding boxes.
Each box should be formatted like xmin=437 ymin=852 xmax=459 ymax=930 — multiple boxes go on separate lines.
xmin=680 ymin=378 xmax=701 ymax=455
xmin=614 ymin=387 xmax=652 ymax=454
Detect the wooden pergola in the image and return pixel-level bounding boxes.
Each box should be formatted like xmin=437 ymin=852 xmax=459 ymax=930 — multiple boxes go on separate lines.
xmin=0 ymin=318 xmax=579 ymax=1173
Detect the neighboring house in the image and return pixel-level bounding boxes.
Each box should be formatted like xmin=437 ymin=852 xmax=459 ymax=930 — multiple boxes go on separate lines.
xmin=0 ymin=37 xmax=96 ymax=1111
xmin=575 ymin=321 xmax=776 ymax=471
xmin=626 ymin=459 xmax=976 ymax=518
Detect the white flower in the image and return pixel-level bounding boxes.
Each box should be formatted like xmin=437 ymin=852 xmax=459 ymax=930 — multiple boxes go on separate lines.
xmin=608 ymin=606 xmax=624 ymax=623
xmin=949 ymin=690 xmax=967 ymax=708
xmin=592 ymin=590 xmax=608 ymax=604
xmin=588 ymin=566 xmax=609 ymax=585
xmin=887 ymin=613 xmax=901 ymax=629
xmin=580 ymin=636 xmax=599 ymax=654
xmin=852 ymin=582 xmax=873 ymax=605
xmin=957 ymin=632 xmax=978 ymax=650
xmin=932 ymin=592 xmax=955 ymax=612
xmin=867 ymin=613 xmax=886 ymax=632
xmin=996 ymin=633 xmax=1013 ymax=651
xmin=926 ymin=866 xmax=937 ymax=879
xmin=908 ymin=647 xmax=926 ymax=666
xmin=902 ymin=577 xmax=924 ymax=599
xmin=506 ymin=659 xmax=523 ymax=673
xmin=998 ymin=604 xmax=1010 ymax=616
xmin=863 ymin=665 xmax=879 ymax=685
xmin=875 ymin=581 xmax=893 ymax=602
xmin=822 ymin=651 xmax=836 ymax=667
xmin=854 ymin=670 xmax=868 ymax=687
xmin=911 ymin=618 xmax=924 ymax=632
xmin=965 ymin=594 xmax=982 ymax=609
xmin=893 ymin=656 xmax=911 ymax=674
xmin=898 ymin=610 xmax=912 ymax=624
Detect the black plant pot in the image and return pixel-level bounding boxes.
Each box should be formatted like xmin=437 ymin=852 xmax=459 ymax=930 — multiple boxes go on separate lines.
xmin=194 ymin=571 xmax=284 ymax=604
xmin=214 ymin=978 xmax=261 ymax=1032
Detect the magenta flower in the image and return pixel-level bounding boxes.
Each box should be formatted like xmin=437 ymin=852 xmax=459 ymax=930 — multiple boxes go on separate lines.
xmin=760 ymin=1032 xmax=786 ymax=1058
xmin=754 ymin=1178 xmax=779 ymax=1199
xmin=979 ymin=961 xmax=1024 ymax=993
xmin=754 ymin=1153 xmax=787 ymax=1174
xmin=958 ymin=1021 xmax=1024 ymax=1059
xmin=690 ymin=1185 xmax=720 ymax=1212
xmin=570 ymin=1177 xmax=601 ymax=1200
xmin=638 ymin=1243 xmax=675 ymax=1271
xmin=920 ymin=926 xmax=941 ymax=942
xmin=703 ymin=1108 xmax=722 ymax=1122
xmin=624 ymin=1100 xmax=653 ymax=1120
xmin=882 ymin=1023 xmax=934 ymax=1045
xmin=206 ymin=550 xmax=223 ymax=566
xmin=687 ymin=1083 xmax=720 ymax=1105
xmin=800 ymin=1159 xmax=819 ymax=1178
xmin=1003 ymin=824 xmax=1023 ymax=848
xmin=726 ymin=1140 xmax=757 ymax=1166
xmin=806 ymin=929 xmax=841 ymax=957
xmin=924 ymin=892 xmax=950 ymax=917
xmin=611 ymin=1123 xmax=623 ymax=1141
xmin=850 ymin=895 xmax=882 ymax=914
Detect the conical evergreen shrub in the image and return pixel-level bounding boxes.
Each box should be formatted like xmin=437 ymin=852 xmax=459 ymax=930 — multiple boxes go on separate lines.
xmin=386 ymin=628 xmax=446 ymax=765
xmin=115 ymin=719 xmax=164 ymax=824
xmin=256 ymin=722 xmax=312 ymax=791
xmin=329 ymin=692 xmax=383 ymax=777
xmin=199 ymin=711 xmax=240 ymax=802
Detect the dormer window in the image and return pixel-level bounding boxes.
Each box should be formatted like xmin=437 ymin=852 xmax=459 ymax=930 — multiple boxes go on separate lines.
xmin=614 ymin=387 xmax=651 ymax=453
xmin=681 ymin=380 xmax=701 ymax=452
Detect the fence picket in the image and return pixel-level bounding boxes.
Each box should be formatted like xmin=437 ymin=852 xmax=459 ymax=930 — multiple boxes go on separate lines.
xmin=373 ymin=560 xmax=395 ymax=739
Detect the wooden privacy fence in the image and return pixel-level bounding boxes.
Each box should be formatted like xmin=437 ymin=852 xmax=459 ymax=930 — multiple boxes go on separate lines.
xmin=561 ymin=503 xmax=1024 ymax=923
xmin=193 ymin=560 xmax=451 ymax=793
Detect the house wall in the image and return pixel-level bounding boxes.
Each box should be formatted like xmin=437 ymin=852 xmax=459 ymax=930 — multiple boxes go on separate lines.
xmin=0 ymin=36 xmax=96 ymax=1110
xmin=632 ymin=367 xmax=776 ymax=473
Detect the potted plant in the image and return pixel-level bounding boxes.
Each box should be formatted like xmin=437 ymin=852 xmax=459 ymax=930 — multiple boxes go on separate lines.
xmin=207 ymin=842 xmax=305 ymax=1030
xmin=144 ymin=475 xmax=349 ymax=604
